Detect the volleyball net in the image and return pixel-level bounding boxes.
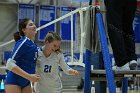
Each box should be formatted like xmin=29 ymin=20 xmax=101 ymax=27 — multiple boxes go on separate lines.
xmin=0 ymin=6 xmax=91 ymax=67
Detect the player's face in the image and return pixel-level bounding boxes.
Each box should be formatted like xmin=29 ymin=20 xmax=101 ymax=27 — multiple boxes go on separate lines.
xmin=47 ymin=40 xmax=61 ymax=52
xmin=23 ymin=20 xmax=36 ymax=40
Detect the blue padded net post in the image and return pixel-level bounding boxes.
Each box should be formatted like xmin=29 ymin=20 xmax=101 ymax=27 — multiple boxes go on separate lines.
xmin=96 ymin=8 xmax=116 ymax=93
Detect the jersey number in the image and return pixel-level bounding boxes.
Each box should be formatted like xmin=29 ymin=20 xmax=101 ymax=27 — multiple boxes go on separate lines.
xmin=44 ymin=65 xmax=52 ymax=73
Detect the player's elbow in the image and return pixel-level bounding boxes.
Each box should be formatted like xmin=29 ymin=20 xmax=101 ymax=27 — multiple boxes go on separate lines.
xmin=6 ymin=58 xmax=17 ymax=71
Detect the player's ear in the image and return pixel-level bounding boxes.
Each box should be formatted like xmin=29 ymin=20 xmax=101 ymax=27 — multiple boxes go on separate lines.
xmin=22 ymin=28 xmax=26 ymax=33
xmin=44 ymin=40 xmax=49 ymax=45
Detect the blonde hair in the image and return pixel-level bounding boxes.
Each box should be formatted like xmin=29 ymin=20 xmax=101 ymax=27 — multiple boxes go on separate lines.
xmin=44 ymin=31 xmax=62 ymax=53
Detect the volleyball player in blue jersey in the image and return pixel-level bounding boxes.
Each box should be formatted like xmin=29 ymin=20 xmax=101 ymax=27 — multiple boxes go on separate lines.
xmin=5 ymin=18 xmax=41 ymax=93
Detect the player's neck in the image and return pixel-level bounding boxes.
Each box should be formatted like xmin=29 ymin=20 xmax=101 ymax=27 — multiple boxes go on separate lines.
xmin=42 ymin=46 xmax=51 ymax=57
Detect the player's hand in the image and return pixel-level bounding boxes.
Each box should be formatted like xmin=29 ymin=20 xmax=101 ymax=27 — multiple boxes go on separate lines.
xmin=69 ymin=69 xmax=79 ymax=76
xmin=29 ymin=74 xmax=41 ymax=82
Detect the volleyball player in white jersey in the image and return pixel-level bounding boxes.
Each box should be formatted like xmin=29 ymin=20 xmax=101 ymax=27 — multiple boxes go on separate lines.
xmin=35 ymin=32 xmax=79 ymax=93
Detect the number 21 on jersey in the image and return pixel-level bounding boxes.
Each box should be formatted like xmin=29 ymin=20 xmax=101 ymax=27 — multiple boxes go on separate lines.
xmin=44 ymin=65 xmax=52 ymax=73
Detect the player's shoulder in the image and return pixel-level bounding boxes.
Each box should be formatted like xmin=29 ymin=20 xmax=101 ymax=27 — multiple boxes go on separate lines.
xmin=15 ymin=37 xmax=34 ymax=50
xmin=16 ymin=37 xmax=29 ymax=44
xmin=18 ymin=37 xmax=34 ymax=45
xmin=55 ymin=52 xmax=64 ymax=58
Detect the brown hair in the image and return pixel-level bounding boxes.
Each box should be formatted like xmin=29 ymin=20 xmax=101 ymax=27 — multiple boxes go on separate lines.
xmin=19 ymin=18 xmax=30 ymax=37
xmin=44 ymin=31 xmax=62 ymax=53
xmin=13 ymin=32 xmax=21 ymax=42
xmin=13 ymin=18 xmax=30 ymax=41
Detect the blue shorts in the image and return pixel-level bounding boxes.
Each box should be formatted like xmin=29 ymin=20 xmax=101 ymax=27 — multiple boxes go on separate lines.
xmin=5 ymin=71 xmax=30 ymax=89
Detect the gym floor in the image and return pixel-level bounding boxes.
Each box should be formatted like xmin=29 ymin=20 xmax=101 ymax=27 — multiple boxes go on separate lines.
xmin=62 ymin=89 xmax=140 ymax=93
xmin=62 ymin=91 xmax=140 ymax=93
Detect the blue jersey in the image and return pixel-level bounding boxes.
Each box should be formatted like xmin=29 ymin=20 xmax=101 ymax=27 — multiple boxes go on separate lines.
xmin=6 ymin=37 xmax=38 ymax=88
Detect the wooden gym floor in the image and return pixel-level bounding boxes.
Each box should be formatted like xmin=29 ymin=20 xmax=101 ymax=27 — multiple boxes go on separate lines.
xmin=62 ymin=88 xmax=140 ymax=93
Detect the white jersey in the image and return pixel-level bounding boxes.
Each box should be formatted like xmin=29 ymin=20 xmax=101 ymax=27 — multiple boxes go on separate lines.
xmin=35 ymin=50 xmax=71 ymax=93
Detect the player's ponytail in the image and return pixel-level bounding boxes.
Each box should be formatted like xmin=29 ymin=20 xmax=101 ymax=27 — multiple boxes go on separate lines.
xmin=13 ymin=32 xmax=21 ymax=42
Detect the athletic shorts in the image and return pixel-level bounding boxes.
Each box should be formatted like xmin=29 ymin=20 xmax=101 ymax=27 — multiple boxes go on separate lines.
xmin=5 ymin=71 xmax=30 ymax=89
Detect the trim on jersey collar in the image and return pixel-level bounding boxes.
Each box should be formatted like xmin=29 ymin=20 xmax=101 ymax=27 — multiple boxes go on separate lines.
xmin=22 ymin=36 xmax=34 ymax=43
xmin=22 ymin=36 xmax=30 ymax=40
